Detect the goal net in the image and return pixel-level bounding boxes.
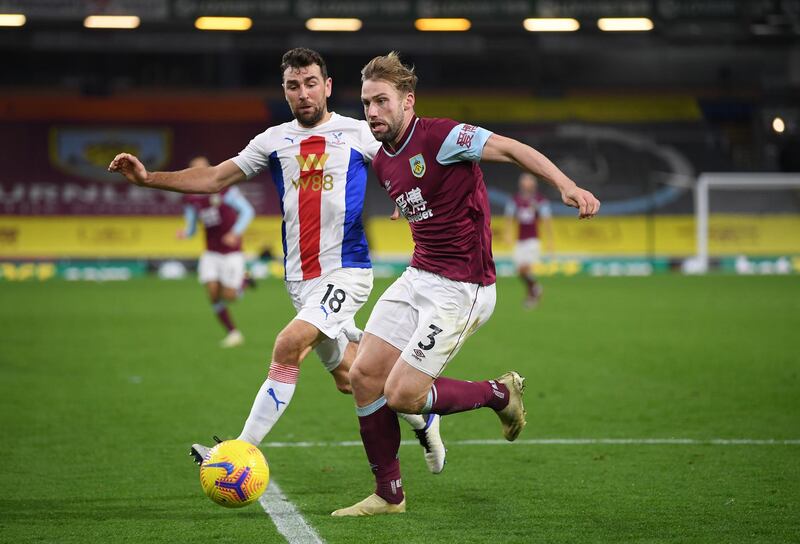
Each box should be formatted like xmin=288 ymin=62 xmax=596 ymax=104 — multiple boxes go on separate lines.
xmin=694 ymin=173 xmax=800 ymax=272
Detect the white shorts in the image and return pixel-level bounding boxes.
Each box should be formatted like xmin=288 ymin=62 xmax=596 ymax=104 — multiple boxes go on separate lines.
xmin=285 ymin=267 xmax=373 ymax=341
xmin=365 ymin=267 xmax=496 ymax=378
xmin=198 ymin=251 xmax=246 ymax=289
xmin=513 ymin=238 xmax=542 ymax=268
xmin=286 ymin=267 xmax=373 ymax=371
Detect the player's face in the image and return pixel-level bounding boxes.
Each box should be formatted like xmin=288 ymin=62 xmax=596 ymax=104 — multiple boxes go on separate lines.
xmin=519 ymin=174 xmax=537 ymax=195
xmin=189 ymin=157 xmax=210 ymax=168
xmin=361 ymin=79 xmax=412 ymax=144
xmin=283 ymin=64 xmax=332 ymax=128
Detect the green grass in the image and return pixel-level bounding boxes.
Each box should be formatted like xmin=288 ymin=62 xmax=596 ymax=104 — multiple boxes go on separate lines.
xmin=0 ymin=275 xmax=798 ymax=543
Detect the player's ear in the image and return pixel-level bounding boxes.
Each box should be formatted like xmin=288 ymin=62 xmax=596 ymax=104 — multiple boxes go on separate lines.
xmin=404 ymin=91 xmax=415 ymax=111
xmin=325 ymin=77 xmax=333 ymax=98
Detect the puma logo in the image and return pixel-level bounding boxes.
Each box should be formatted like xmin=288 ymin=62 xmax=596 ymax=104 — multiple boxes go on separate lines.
xmin=267 ymin=387 xmax=287 ymax=411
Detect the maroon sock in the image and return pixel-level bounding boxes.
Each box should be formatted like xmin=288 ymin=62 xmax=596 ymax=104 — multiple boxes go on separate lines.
xmin=213 ymin=302 xmax=235 ymax=332
xmin=358 ymin=400 xmax=404 ymax=504
xmin=430 ymin=376 xmax=510 ymax=415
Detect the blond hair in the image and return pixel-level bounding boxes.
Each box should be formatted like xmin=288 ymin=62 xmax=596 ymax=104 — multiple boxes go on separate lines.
xmin=361 ymin=51 xmax=417 ymax=93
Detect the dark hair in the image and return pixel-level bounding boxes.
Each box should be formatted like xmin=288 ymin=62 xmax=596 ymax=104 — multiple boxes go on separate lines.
xmin=280 ymin=48 xmax=328 ymax=80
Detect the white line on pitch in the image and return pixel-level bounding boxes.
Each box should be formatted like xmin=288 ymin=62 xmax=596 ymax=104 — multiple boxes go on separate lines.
xmin=262 ymin=438 xmax=800 ymax=448
xmin=259 ymin=479 xmax=325 ymax=544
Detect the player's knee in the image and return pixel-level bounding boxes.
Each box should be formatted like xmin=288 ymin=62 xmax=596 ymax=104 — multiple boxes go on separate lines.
xmin=348 ymin=361 xmax=382 ymax=397
xmin=385 ymin=386 xmax=424 ymax=414
xmin=348 ymin=362 xmax=368 ymax=392
xmin=221 ymin=288 xmax=238 ymax=301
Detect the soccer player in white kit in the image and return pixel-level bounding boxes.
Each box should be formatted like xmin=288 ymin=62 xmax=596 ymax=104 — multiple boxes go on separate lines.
xmin=108 ymin=48 xmax=445 ymax=473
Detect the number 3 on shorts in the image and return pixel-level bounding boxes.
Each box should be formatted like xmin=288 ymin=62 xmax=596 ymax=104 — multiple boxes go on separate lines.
xmin=320 ymin=283 xmax=347 ymax=313
xmin=417 ymin=324 xmax=443 ymax=350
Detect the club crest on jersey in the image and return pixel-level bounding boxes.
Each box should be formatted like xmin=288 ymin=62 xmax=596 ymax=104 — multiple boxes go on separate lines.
xmin=409 ymin=154 xmax=426 ymax=178
xmin=295 ymin=153 xmax=329 ymax=172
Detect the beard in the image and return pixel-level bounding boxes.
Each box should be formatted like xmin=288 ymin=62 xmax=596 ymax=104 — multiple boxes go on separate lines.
xmin=372 ymin=125 xmax=398 ymax=143
xmin=371 ymin=111 xmax=405 ymax=143
xmin=294 ymin=103 xmax=325 ymax=128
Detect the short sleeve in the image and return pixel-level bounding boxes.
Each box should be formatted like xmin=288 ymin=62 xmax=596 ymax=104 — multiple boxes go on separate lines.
xmin=359 ymin=121 xmax=381 ymax=162
xmin=435 ymin=123 xmax=493 ymax=165
xmin=222 ymin=185 xmax=245 ymax=203
xmin=231 ymin=129 xmax=273 ymax=179
xmin=539 ymin=200 xmax=552 ymax=219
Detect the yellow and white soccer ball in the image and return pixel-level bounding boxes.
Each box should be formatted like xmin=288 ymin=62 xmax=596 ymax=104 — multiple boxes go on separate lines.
xmin=199 ymin=439 xmax=269 ymax=508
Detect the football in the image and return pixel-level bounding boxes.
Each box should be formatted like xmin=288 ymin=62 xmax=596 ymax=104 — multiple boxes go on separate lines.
xmin=199 ymin=439 xmax=269 ymax=508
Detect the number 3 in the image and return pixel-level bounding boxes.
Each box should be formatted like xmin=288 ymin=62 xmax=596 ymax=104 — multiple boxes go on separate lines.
xmin=417 ymin=324 xmax=443 ymax=350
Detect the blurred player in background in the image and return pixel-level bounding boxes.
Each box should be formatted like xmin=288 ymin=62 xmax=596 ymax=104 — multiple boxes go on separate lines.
xmin=108 ymin=48 xmax=445 ymax=474
xmin=505 ymin=173 xmax=554 ymax=308
xmin=178 ymin=156 xmax=255 ymax=347
xmin=331 ymin=52 xmax=599 ymax=516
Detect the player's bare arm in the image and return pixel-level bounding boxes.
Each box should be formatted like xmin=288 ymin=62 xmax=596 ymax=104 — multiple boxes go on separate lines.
xmin=481 ymin=134 xmax=601 ymax=218
xmin=108 ymin=154 xmax=246 ymax=194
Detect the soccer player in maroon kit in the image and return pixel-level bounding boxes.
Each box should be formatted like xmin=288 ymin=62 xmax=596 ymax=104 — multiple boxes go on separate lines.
xmin=331 ymin=52 xmax=600 ymax=516
xmin=178 ymin=156 xmax=255 ymax=347
xmin=505 ymin=172 xmax=554 ymax=308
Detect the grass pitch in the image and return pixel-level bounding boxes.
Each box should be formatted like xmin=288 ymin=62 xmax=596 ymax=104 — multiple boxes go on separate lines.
xmin=1 ymin=275 xmax=798 ymax=543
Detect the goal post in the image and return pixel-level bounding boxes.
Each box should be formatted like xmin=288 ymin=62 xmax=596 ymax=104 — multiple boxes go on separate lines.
xmin=695 ymin=172 xmax=800 ymax=271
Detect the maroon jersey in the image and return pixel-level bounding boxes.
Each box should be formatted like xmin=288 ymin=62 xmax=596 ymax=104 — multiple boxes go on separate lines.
xmin=506 ymin=193 xmax=551 ymax=240
xmin=183 ymin=187 xmax=245 ymax=254
xmin=372 ymin=117 xmax=496 ymax=285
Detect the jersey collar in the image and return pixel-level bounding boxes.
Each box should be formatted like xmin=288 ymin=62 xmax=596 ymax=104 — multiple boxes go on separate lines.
xmin=382 ymin=116 xmax=418 ymax=157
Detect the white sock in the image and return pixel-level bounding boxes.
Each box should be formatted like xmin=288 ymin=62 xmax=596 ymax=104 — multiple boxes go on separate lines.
xmin=398 ymin=412 xmax=427 ymax=430
xmin=238 ymin=362 xmax=299 ymax=446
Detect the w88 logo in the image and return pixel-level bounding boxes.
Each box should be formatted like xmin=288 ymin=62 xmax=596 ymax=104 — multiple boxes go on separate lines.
xmin=291 ymin=173 xmax=334 ymax=191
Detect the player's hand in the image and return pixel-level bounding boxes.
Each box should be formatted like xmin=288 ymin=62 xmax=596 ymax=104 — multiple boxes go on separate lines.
xmin=222 ymin=232 xmax=240 ymax=247
xmin=108 ymin=153 xmax=149 ymax=186
xmin=176 ymin=229 xmax=188 ymax=240
xmin=390 ymin=206 xmax=401 ymax=220
xmin=561 ymin=186 xmax=600 ymax=219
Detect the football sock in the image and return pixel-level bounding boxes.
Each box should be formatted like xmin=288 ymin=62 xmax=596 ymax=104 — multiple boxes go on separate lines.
xmin=423 ymin=376 xmax=509 ymax=415
xmin=397 ymin=412 xmax=427 ymax=430
xmin=357 ymin=397 xmax=404 ymax=504
xmin=213 ymin=301 xmax=236 ymax=332
xmin=238 ymin=362 xmax=299 ymax=446
xmin=520 ymin=273 xmax=534 ymax=293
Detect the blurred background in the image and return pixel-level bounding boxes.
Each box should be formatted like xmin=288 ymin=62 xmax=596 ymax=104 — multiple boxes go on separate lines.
xmin=1 ymin=0 xmax=799 ymax=281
